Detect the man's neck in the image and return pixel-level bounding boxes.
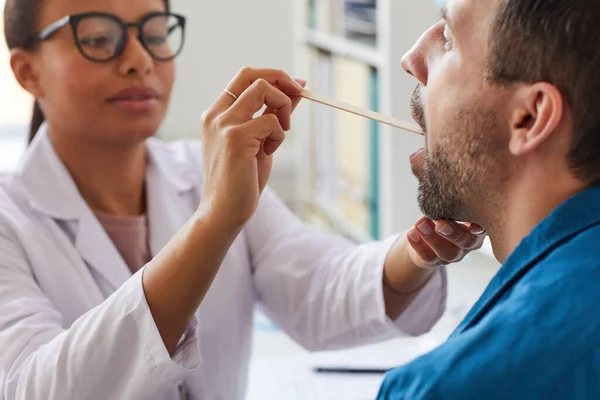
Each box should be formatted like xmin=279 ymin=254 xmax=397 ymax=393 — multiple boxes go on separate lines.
xmin=49 ymin=131 xmax=148 ymax=216
xmin=487 ymin=167 xmax=586 ymax=263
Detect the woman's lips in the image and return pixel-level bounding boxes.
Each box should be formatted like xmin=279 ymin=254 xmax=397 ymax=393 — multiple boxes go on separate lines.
xmin=108 ymin=88 xmax=160 ymax=112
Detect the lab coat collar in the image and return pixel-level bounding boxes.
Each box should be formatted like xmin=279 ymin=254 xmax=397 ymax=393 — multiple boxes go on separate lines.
xmin=12 ymin=124 xmax=198 ymax=290
xmin=454 ymin=185 xmax=600 ymax=334
xmin=16 ymin=124 xmax=86 ymax=221
xmin=145 ymin=140 xmax=198 ymax=258
xmin=144 ymin=137 xmax=200 ymax=257
xmin=145 ymin=137 xmax=197 ymax=194
xmin=15 ymin=124 xmax=196 ymax=218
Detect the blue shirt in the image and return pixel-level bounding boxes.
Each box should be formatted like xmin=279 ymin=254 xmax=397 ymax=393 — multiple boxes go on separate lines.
xmin=378 ymin=185 xmax=600 ymax=399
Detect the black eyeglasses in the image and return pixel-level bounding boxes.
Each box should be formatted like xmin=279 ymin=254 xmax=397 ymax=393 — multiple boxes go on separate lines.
xmin=26 ymin=11 xmax=186 ymax=63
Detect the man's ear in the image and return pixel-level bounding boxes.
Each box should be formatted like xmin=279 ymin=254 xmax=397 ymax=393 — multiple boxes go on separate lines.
xmin=10 ymin=48 xmax=43 ymax=99
xmin=507 ymin=82 xmax=563 ymax=156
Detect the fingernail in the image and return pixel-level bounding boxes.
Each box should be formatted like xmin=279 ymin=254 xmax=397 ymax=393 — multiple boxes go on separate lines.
xmin=438 ymin=223 xmax=453 ymax=236
xmin=293 ymin=79 xmax=304 ymax=89
xmin=408 ymin=230 xmax=421 ymax=242
xmin=471 ymin=226 xmax=485 ymax=235
xmin=417 ymin=221 xmax=433 ymax=235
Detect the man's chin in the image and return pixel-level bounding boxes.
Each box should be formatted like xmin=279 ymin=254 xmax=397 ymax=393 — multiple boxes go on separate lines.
xmin=417 ymin=184 xmax=461 ymax=222
xmin=418 ymin=204 xmax=455 ymax=222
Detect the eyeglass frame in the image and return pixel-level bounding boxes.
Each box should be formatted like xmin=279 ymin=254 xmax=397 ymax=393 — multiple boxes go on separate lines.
xmin=25 ymin=11 xmax=187 ymax=63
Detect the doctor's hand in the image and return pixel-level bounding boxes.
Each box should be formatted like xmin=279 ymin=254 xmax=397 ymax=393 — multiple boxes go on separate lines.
xmin=199 ymin=67 xmax=305 ymax=230
xmin=405 ymin=217 xmax=485 ymax=269
xmin=382 ymin=217 xmax=485 ymax=319
xmin=143 ymin=68 xmax=305 ymax=353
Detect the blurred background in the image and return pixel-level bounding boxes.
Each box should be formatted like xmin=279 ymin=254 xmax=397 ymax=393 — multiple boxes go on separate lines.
xmin=1 ymin=0 xmax=500 ymax=398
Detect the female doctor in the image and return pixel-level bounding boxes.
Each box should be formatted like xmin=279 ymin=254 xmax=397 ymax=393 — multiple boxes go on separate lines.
xmin=0 ymin=0 xmax=484 ymax=398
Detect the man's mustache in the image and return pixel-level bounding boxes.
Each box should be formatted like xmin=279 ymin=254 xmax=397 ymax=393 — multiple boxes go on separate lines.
xmin=410 ymin=85 xmax=426 ymax=132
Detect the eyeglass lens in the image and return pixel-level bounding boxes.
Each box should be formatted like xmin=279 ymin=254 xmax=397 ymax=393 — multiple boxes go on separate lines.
xmin=76 ymin=14 xmax=183 ymax=61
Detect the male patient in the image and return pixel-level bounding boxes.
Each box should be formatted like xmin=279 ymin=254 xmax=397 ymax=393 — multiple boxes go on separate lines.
xmin=378 ymin=0 xmax=600 ymax=398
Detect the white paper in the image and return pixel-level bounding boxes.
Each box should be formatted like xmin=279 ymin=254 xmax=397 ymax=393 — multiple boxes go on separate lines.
xmin=246 ymin=338 xmax=438 ymax=400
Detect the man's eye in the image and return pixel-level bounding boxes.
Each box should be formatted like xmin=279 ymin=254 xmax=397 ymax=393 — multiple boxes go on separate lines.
xmin=441 ymin=25 xmax=452 ymax=51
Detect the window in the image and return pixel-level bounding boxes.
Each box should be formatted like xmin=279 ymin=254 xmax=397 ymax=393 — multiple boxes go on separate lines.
xmin=0 ymin=0 xmax=31 ymax=173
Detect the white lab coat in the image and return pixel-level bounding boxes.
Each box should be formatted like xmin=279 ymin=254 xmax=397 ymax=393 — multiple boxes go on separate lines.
xmin=0 ymin=126 xmax=447 ymax=400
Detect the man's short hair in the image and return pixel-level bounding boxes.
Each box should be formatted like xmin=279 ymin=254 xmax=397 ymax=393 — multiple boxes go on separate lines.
xmin=488 ymin=0 xmax=600 ymax=183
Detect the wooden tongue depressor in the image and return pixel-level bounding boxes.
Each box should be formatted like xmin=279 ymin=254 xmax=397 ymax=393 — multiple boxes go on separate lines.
xmin=300 ymin=90 xmax=424 ymax=135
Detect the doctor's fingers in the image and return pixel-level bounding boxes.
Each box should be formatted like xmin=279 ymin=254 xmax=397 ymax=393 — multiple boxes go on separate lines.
xmin=210 ymin=67 xmax=302 ymax=120
xmin=413 ymin=218 xmax=467 ymax=263
xmin=226 ymin=115 xmax=286 ymax=156
xmin=263 ymin=79 xmax=307 ymax=118
xmin=407 ymin=228 xmax=448 ymax=268
xmin=226 ymin=79 xmax=294 ymax=130
xmin=228 ymin=67 xmax=303 ymax=101
xmin=202 ymin=81 xmax=291 ymax=143
xmin=434 ymin=220 xmax=485 ymax=250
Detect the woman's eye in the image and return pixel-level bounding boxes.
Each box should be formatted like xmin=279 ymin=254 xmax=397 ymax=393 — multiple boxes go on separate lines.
xmin=145 ymin=35 xmax=167 ymax=46
xmin=80 ymin=36 xmax=113 ymax=48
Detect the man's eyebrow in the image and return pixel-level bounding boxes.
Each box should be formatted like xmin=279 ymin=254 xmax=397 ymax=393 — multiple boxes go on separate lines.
xmin=441 ymin=6 xmax=451 ymax=27
xmin=441 ymin=5 xmax=458 ymax=38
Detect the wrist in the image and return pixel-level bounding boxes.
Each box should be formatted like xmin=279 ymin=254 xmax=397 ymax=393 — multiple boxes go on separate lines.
xmin=196 ymin=196 xmax=249 ymax=232
xmin=194 ymin=200 xmax=245 ymax=243
xmin=383 ymin=237 xmax=437 ymax=295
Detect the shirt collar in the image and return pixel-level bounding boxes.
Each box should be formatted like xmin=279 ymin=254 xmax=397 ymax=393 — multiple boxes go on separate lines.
xmin=455 ymin=185 xmax=600 ymax=333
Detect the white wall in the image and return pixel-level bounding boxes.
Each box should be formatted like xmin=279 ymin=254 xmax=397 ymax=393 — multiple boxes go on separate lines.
xmin=161 ymin=0 xmax=295 ymax=139
xmin=377 ymin=0 xmax=439 ymax=236
xmin=0 ymin=0 xmax=34 ymax=127
xmin=0 ymin=0 xmax=33 ymax=174
xmin=161 ymin=0 xmax=296 ymax=206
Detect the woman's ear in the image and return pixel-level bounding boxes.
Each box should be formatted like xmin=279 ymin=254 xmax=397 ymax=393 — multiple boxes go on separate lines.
xmin=10 ymin=49 xmax=43 ymax=98
xmin=508 ymin=82 xmax=563 ymax=156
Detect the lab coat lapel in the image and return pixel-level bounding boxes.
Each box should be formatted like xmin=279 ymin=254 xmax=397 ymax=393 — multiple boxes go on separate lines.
xmin=454 ymin=186 xmax=600 ymax=335
xmin=15 ymin=126 xmax=132 ymax=292
xmin=146 ymin=139 xmax=198 ymax=257
xmin=75 ymin=211 xmax=133 ymax=290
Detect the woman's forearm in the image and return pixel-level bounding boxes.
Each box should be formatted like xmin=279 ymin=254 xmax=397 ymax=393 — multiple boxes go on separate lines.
xmin=142 ymin=67 xmax=306 ymax=354
xmin=142 ymin=209 xmax=241 ymax=353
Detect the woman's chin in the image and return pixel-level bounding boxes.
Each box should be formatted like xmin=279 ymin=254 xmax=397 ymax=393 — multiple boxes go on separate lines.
xmin=94 ymin=122 xmax=161 ymax=146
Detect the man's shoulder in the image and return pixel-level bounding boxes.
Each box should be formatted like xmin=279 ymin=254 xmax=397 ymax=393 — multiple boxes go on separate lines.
xmin=551 ymin=349 xmax=600 ymax=398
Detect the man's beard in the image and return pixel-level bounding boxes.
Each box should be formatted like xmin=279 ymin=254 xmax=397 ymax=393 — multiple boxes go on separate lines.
xmin=410 ymin=85 xmax=508 ymax=224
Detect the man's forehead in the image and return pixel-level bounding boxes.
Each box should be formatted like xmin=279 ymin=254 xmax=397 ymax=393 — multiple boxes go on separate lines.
xmin=443 ymin=0 xmax=499 ymax=27
xmin=444 ymin=0 xmax=501 ymax=47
